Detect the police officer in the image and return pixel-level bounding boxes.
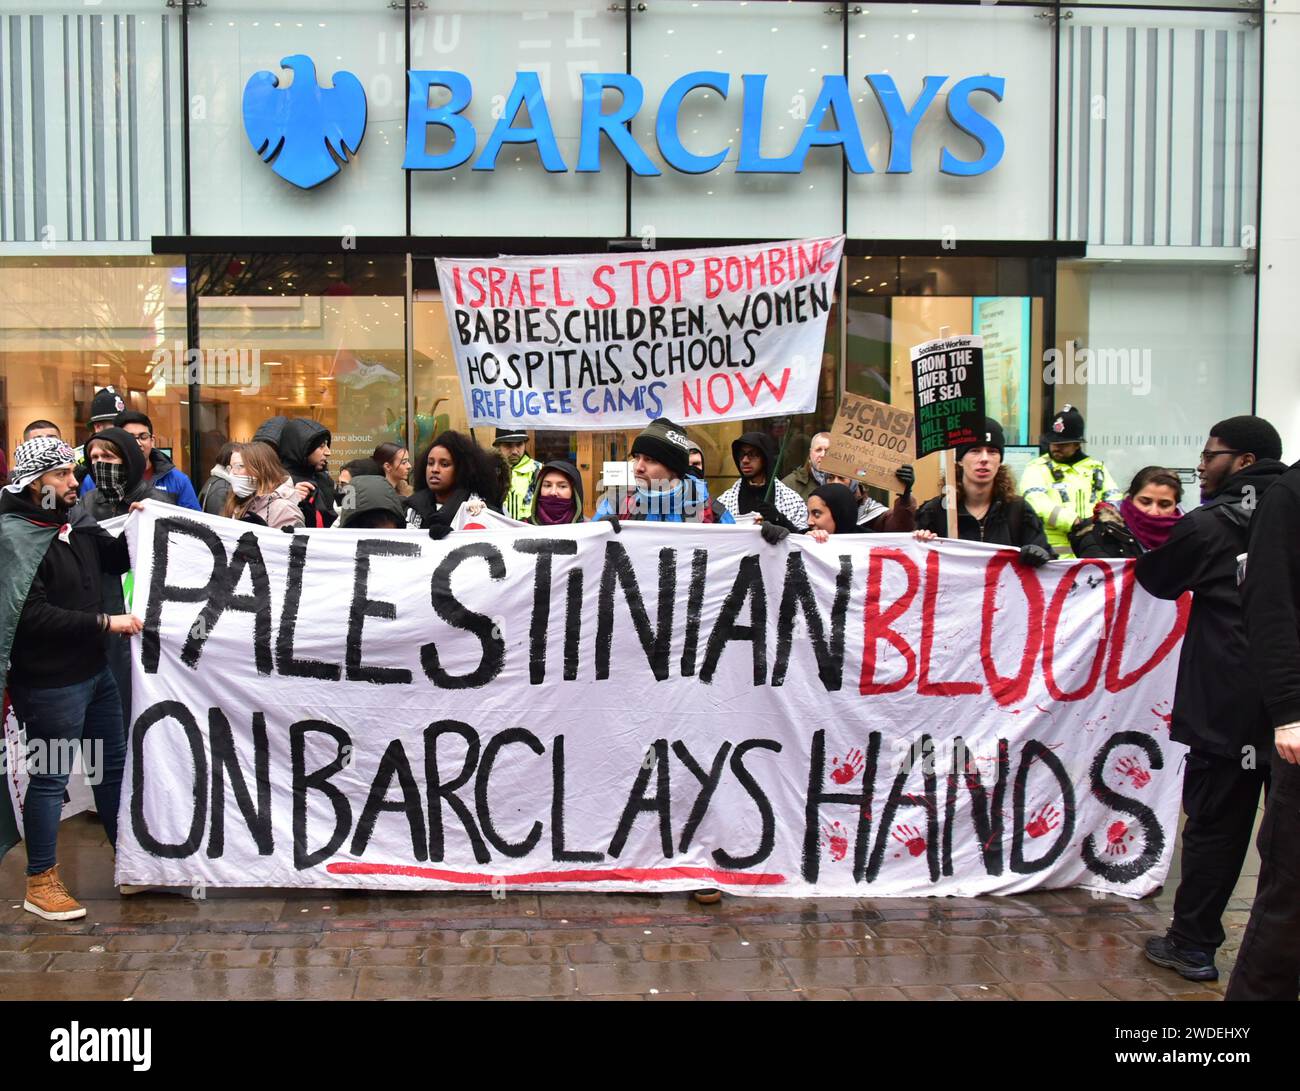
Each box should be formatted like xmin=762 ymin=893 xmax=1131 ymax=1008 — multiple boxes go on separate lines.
xmin=1019 ymin=404 xmax=1121 ymax=559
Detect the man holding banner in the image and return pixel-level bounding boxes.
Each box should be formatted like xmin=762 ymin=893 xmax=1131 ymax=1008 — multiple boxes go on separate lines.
xmin=594 ymin=418 xmax=734 ymax=526
xmin=717 ymin=432 xmax=808 ymax=530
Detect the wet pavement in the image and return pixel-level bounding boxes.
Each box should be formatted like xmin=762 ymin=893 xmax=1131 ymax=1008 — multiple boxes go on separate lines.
xmin=0 ymin=812 xmax=1258 ymax=1001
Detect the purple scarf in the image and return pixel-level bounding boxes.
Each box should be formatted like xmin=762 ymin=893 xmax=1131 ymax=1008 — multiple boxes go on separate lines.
xmin=535 ymin=495 xmax=575 ymax=525
xmin=1120 ymin=497 xmax=1181 ymax=551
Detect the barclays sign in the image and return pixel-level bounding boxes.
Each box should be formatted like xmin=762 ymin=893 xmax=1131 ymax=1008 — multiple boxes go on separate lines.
xmin=244 ymin=59 xmax=1006 ymax=190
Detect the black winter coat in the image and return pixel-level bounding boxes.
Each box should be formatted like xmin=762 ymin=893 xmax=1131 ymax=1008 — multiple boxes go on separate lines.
xmin=915 ymin=495 xmax=1052 ymax=551
xmin=1241 ymin=460 xmax=1300 ymax=731
xmin=1134 ymin=459 xmax=1288 ymax=758
xmin=0 ymin=490 xmax=131 ymax=690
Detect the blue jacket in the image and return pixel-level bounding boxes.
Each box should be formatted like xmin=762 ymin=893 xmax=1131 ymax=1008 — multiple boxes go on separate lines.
xmin=594 ymin=475 xmax=735 ymax=524
xmin=81 ymin=448 xmax=201 ymax=511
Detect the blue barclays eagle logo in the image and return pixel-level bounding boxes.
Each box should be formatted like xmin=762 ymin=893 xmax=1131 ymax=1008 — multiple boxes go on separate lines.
xmin=242 ymin=55 xmax=366 ymax=189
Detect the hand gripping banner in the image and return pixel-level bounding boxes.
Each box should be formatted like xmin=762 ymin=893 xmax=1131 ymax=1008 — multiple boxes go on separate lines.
xmin=116 ymin=504 xmax=1188 ymax=898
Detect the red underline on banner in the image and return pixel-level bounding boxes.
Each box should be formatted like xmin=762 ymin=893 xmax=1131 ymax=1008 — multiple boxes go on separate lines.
xmin=325 ymin=862 xmax=786 ymax=886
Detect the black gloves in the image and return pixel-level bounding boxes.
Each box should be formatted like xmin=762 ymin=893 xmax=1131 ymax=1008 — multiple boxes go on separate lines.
xmin=761 ymin=522 xmax=791 ymax=545
xmin=895 ymin=464 xmax=915 ymax=496
xmin=1018 ymin=543 xmax=1053 ymax=568
xmin=754 ymin=501 xmax=796 ymax=532
xmin=596 ymin=513 xmax=622 ymax=534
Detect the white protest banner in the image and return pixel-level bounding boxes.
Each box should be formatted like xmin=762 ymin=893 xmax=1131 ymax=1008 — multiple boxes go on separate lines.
xmin=435 ymin=236 xmax=845 ymax=431
xmin=117 ymin=503 xmax=1188 ymax=898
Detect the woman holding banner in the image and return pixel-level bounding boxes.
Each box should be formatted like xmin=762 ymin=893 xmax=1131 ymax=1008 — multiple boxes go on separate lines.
xmin=405 ymin=431 xmax=504 ymax=538
xmin=913 ymin=419 xmax=1053 ymax=564
xmin=804 ymin=483 xmax=866 ymax=541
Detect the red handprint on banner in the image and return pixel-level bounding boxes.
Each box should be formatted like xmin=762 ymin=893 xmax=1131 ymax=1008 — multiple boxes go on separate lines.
xmin=1150 ymin=701 xmax=1172 ymax=730
xmin=830 ymin=748 xmax=865 ymax=785
xmin=892 ymin=824 xmax=927 ymax=857
xmin=1025 ymin=803 xmax=1061 ymax=839
xmin=820 ymin=821 xmax=849 ymax=862
xmin=1105 ymin=820 xmax=1130 ymax=855
xmin=1115 ymin=756 xmax=1151 ymax=789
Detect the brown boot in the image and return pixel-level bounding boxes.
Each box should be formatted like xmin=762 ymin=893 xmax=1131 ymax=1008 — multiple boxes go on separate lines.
xmin=692 ymin=888 xmax=723 ymax=905
xmin=24 ymin=865 xmax=87 ymax=921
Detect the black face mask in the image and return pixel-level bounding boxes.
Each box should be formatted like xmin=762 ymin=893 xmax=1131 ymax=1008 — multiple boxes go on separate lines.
xmin=92 ymin=460 xmax=129 ymax=502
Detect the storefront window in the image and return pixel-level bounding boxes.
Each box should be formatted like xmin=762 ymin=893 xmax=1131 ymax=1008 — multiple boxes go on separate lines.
xmin=0 ymin=256 xmax=187 ymax=478
xmin=1055 ymin=258 xmax=1255 ymax=491
xmin=191 ymin=254 xmax=406 ymax=487
xmin=844 ymin=254 xmax=1049 ymax=501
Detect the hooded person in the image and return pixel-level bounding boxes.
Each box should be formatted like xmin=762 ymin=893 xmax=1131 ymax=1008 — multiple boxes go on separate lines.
xmin=82 ymin=428 xmax=178 ymax=522
xmin=1137 ymin=415 xmax=1288 ymax=984
xmin=277 ymin=417 xmax=336 ymax=527
xmin=716 ymin=431 xmax=808 ymax=530
xmin=1018 ymin=404 xmax=1122 ymax=558
xmin=0 ymin=436 xmax=139 ymax=919
xmin=593 ymin=418 xmax=733 ymax=525
xmin=804 ymin=483 xmax=863 ymax=541
xmin=80 ymin=410 xmax=200 ymax=510
xmin=79 ymin=428 xmax=177 ymax=724
xmin=338 ymin=476 xmax=408 ymax=530
xmin=252 ymin=415 xmax=289 ymax=454
xmin=528 ymin=460 xmax=585 ymax=525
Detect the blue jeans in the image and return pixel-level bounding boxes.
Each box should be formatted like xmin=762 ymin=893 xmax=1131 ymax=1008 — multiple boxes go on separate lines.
xmin=8 ymin=666 xmax=125 ymax=875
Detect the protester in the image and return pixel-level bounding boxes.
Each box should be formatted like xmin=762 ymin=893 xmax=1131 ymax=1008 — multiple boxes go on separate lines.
xmin=594 ymin=419 xmax=733 ymax=526
xmin=686 ymin=441 xmax=706 ymax=478
xmin=405 ymin=431 xmax=503 ymax=538
xmin=805 ymin=483 xmax=866 ymax=541
xmin=78 ymin=410 xmax=200 ymax=511
xmin=23 ymin=420 xmax=62 ymax=441
xmin=278 ymin=418 xmax=336 ymax=527
xmin=716 ymin=431 xmax=809 ymax=530
xmin=338 ymin=477 xmax=408 ymax=530
xmin=1070 ymin=466 xmax=1183 ymax=558
xmin=199 ymin=441 xmax=238 ymax=516
xmin=1226 ymin=456 xmax=1300 ymax=1001
xmin=373 ymin=442 xmax=414 ymax=498
xmin=81 ymin=428 xmax=177 ymax=721
xmin=528 ymin=461 xmax=585 ymax=525
xmin=492 ymin=427 xmax=542 ymax=521
xmin=223 ymin=442 xmax=305 ymax=530
xmin=1137 ymin=416 xmax=1287 ymax=983
xmin=1019 ymin=404 xmax=1122 ymax=558
xmin=339 ymin=458 xmax=384 ymax=490
xmin=782 ymin=431 xmax=831 ymax=502
xmin=0 ymin=436 xmax=142 ymax=920
xmin=252 ymin=415 xmax=289 ymax=454
xmin=913 ymin=419 xmax=1053 ymax=562
xmin=823 ymin=468 xmax=917 ymax=531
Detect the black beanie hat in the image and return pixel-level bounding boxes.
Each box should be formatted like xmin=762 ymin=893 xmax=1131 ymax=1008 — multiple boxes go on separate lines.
xmin=631 ymin=418 xmax=691 ymax=479
xmin=1209 ymin=415 xmax=1283 ymax=462
xmin=89 ymin=385 xmax=126 ymax=424
xmin=810 ymin=483 xmax=861 ymax=535
xmin=1040 ymin=404 xmax=1085 ymax=445
xmin=957 ymin=417 xmax=1006 ymax=461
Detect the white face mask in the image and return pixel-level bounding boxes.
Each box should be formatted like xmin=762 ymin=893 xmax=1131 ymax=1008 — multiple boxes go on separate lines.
xmin=230 ymin=474 xmax=256 ymax=499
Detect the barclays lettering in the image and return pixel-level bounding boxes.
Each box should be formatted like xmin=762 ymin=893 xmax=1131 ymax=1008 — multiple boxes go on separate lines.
xmin=243 ymin=59 xmax=1006 ymax=189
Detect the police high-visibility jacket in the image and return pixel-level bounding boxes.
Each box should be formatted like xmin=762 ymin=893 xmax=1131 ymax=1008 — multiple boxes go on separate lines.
xmin=1018 ymin=453 xmax=1122 ymax=557
xmin=503 ymin=454 xmax=542 ymax=521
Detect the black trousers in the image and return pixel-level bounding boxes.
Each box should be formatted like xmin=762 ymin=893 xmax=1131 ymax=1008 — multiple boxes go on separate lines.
xmin=1168 ymin=748 xmax=1269 ymax=954
xmin=1226 ymin=751 xmax=1300 ymax=1000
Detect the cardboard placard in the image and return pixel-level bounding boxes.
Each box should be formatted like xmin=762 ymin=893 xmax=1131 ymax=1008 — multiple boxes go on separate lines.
xmin=911 ymin=334 xmax=986 ymax=458
xmin=821 ymin=393 xmax=917 ymax=492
